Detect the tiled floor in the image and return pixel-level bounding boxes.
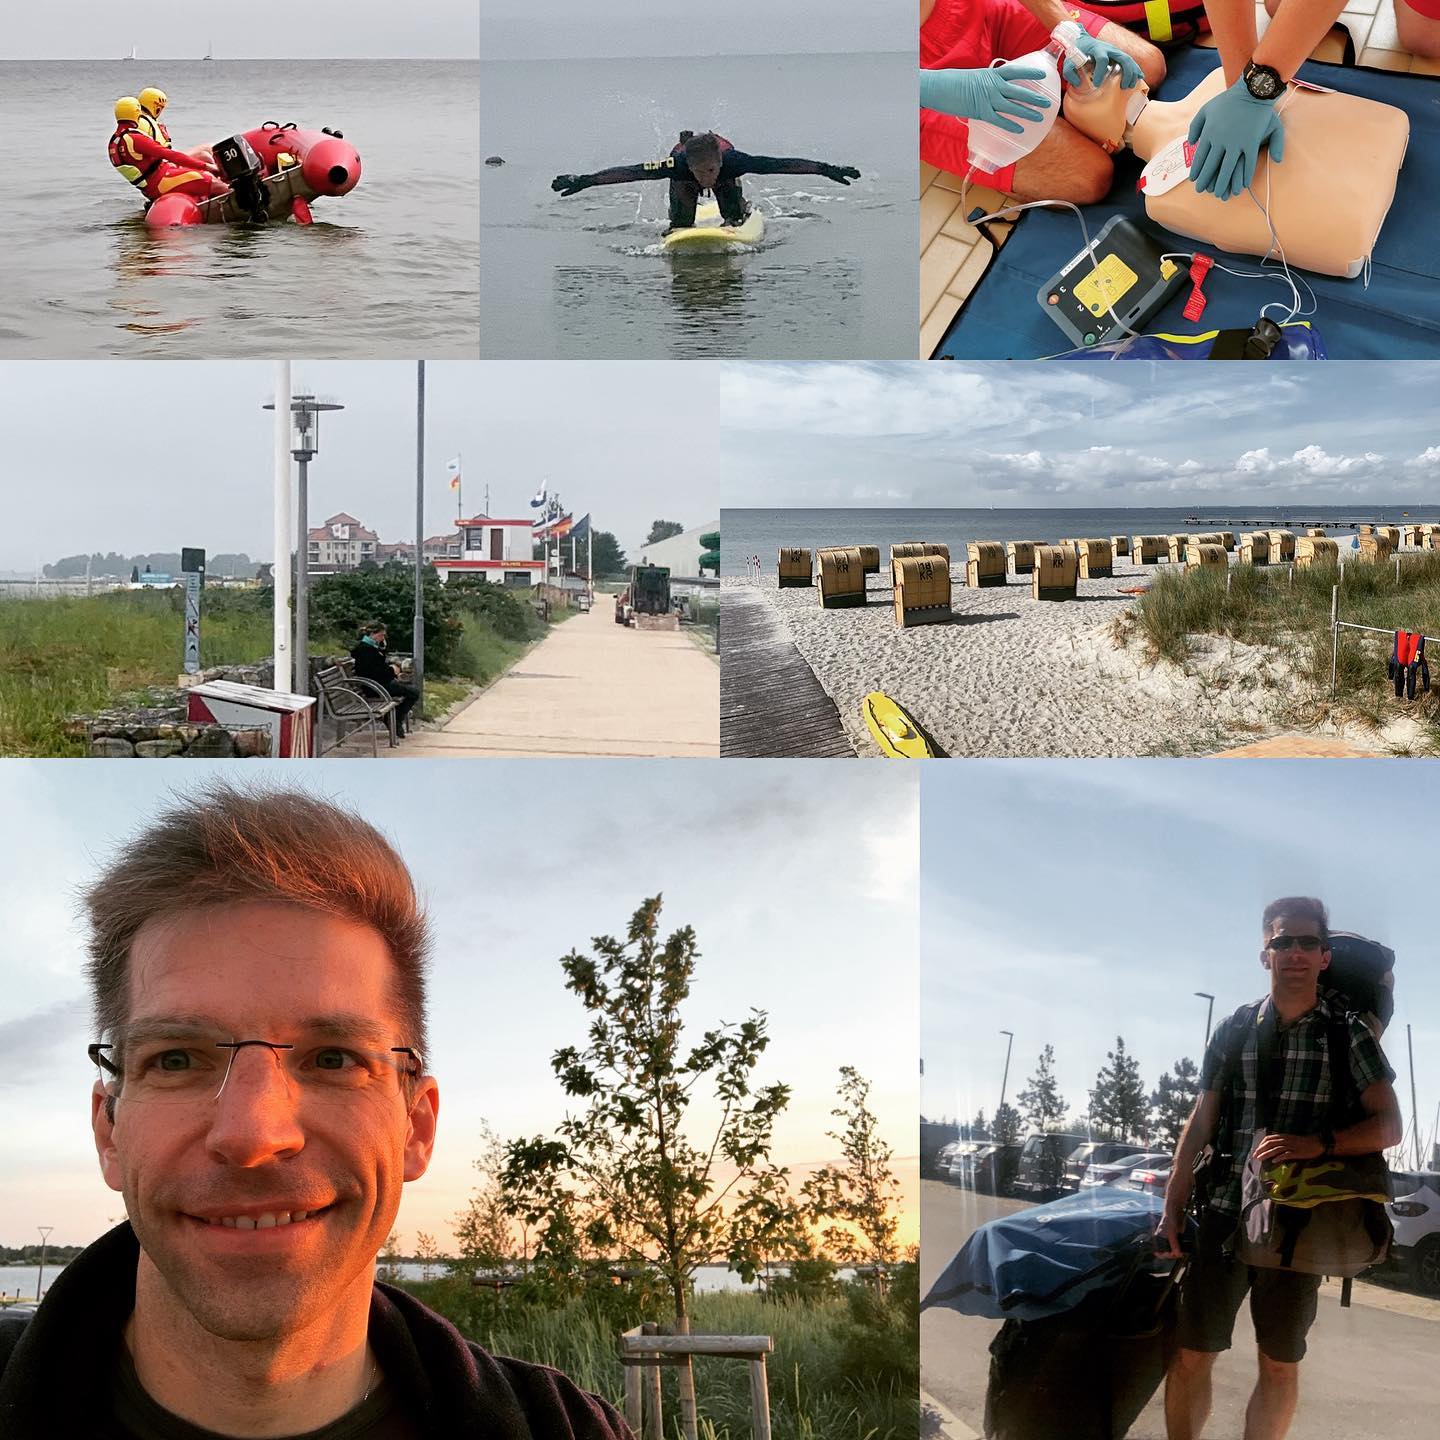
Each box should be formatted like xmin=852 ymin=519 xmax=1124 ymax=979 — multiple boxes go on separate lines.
xmin=919 ymin=0 xmax=1438 ymax=356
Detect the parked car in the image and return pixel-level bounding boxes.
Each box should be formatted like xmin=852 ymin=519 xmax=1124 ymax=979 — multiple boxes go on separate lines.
xmin=1063 ymin=1141 xmax=1146 ymax=1192
xmin=1012 ymin=1132 xmax=1092 ymax=1198
xmin=1125 ymin=1157 xmax=1176 ymax=1196
xmin=941 ymin=1141 xmax=982 ymax=1183
xmin=1080 ymin=1151 xmax=1173 ymax=1189
xmin=972 ymin=1143 xmax=1023 ymax=1195
xmin=1388 ymin=1170 xmax=1440 ymax=1295
xmin=576 ymin=592 xmax=592 ymax=612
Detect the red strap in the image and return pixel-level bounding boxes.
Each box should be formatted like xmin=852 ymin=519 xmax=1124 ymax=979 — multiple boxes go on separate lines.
xmin=1183 ymin=254 xmax=1213 ymax=323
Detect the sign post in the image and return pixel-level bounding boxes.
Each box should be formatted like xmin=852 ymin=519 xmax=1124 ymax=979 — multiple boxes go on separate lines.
xmin=181 ymin=547 xmax=206 ymax=675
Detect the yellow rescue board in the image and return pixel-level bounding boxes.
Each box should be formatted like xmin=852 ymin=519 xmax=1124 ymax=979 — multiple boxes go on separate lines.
xmin=662 ymin=199 xmax=765 ymax=251
xmin=862 ymin=691 xmax=935 ymax=759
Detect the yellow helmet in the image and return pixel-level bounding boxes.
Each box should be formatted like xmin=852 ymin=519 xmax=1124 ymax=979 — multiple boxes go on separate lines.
xmin=138 ymin=86 xmax=167 ymax=116
xmin=115 ymin=96 xmax=141 ymax=123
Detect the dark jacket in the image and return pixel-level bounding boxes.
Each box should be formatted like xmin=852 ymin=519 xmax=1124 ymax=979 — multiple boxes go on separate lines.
xmin=349 ymin=638 xmax=397 ymax=690
xmin=0 ymin=1222 xmax=633 ymax=1440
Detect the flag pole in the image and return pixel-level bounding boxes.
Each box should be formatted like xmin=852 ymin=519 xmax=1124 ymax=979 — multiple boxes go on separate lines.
xmin=456 ymin=451 xmax=462 ymax=523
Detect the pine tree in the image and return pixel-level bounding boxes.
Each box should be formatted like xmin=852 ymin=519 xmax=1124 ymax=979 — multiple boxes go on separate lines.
xmin=992 ymin=1102 xmax=1022 ymax=1147
xmin=1150 ymin=1057 xmax=1200 ymax=1149
xmin=1016 ymin=1045 xmax=1067 ymax=1135
xmin=969 ymin=1109 xmax=991 ymax=1142
xmin=1089 ymin=1037 xmax=1148 ymax=1143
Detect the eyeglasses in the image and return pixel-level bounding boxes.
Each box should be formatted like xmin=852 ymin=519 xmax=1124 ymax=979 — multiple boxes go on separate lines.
xmin=89 ymin=1033 xmax=423 ymax=1107
xmin=1266 ymin=935 xmax=1326 ymax=953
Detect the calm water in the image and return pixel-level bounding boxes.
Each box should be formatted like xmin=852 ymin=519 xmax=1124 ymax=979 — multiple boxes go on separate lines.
xmin=720 ymin=506 xmax=1440 ymax=575
xmin=0 ymin=1260 xmax=759 ymax=1302
xmin=480 ymin=53 xmax=915 ymax=359
xmin=1 ymin=61 xmax=479 ymax=358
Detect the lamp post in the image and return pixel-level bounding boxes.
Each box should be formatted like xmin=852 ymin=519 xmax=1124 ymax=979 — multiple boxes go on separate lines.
xmin=35 ymin=1226 xmax=52 ymax=1302
xmin=263 ymin=393 xmax=344 ymax=694
xmin=1194 ymin=992 xmax=1215 ymax=1050
xmin=998 ymin=1029 xmax=1015 ymax=1124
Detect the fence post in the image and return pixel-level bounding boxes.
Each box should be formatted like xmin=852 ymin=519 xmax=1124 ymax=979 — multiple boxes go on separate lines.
xmin=1396 ymin=555 xmax=1402 ymax=585
xmin=1330 ymin=584 xmax=1339 ymax=697
xmin=750 ymin=1355 xmax=773 ymax=1440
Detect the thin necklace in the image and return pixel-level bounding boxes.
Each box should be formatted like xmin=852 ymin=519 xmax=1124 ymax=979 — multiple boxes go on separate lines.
xmin=362 ymin=1353 xmax=378 ymax=1404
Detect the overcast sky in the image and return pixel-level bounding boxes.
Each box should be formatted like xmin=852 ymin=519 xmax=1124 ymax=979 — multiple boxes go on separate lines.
xmin=921 ymin=761 xmax=1440 ymax=1171
xmin=0 ymin=362 xmax=717 ymax=572
xmin=483 ymin=0 xmax=912 ymax=59
xmin=721 ymin=362 xmax=1440 ymax=508
xmin=0 ymin=761 xmax=917 ymax=1253
xmin=6 ymin=0 xmax=477 ymax=58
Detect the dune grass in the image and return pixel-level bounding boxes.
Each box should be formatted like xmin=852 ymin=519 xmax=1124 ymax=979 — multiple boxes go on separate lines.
xmin=397 ymin=1279 xmax=918 ymax=1440
xmin=1121 ymin=553 xmax=1440 ymax=741
xmin=0 ymin=586 xmax=547 ymax=756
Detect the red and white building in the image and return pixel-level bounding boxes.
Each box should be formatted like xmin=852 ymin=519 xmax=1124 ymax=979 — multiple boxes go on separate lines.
xmin=429 ymin=515 xmax=544 ymax=587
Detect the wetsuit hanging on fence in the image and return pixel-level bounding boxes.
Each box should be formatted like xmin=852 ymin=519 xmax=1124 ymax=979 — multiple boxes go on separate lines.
xmin=551 ymin=130 xmax=861 ymax=232
xmin=1388 ymin=631 xmax=1430 ymax=700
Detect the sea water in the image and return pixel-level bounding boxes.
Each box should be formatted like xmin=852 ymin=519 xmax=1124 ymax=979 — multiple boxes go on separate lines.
xmin=719 ymin=506 xmax=1434 ymax=575
xmin=1 ymin=61 xmax=478 ymax=359
xmin=480 ymin=52 xmax=915 ymax=360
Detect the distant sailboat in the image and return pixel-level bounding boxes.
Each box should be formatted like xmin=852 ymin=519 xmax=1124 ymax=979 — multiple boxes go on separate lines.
xmin=203 ymin=39 xmax=214 ymax=60
xmin=124 ymin=44 xmax=137 ymax=61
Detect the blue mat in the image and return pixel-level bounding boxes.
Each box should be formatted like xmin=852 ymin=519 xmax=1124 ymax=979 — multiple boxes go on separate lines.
xmin=937 ymin=46 xmax=1440 ymax=359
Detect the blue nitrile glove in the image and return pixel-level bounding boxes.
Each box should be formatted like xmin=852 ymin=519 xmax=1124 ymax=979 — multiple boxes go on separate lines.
xmin=919 ymin=65 xmax=1051 ymax=133
xmin=1186 ymin=77 xmax=1285 ymax=200
xmin=1064 ymin=31 xmax=1144 ymax=90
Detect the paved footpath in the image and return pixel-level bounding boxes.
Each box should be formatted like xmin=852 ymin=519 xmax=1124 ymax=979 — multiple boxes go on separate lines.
xmin=920 ymin=1180 xmax=1438 ymax=1440
xmin=385 ymin=601 xmax=719 ymax=758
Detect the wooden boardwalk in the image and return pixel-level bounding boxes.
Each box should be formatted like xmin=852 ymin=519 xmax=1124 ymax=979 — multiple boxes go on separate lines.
xmin=721 ymin=588 xmax=855 ymax=758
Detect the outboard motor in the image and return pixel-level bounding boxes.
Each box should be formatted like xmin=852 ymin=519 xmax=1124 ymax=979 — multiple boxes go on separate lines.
xmin=211 ymin=133 xmax=269 ymax=223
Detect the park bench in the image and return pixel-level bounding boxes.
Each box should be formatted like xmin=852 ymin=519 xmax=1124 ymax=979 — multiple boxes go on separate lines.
xmin=314 ymin=661 xmax=400 ymax=756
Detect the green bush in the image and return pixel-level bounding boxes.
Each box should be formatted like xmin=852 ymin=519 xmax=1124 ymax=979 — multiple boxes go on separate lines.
xmin=308 ymin=565 xmax=466 ymax=673
xmin=446 ymin=577 xmax=543 ymax=643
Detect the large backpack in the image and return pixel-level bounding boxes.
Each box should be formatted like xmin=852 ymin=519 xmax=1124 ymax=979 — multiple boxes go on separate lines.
xmin=1077 ymin=1 xmax=1210 ymax=51
xmin=1198 ymin=930 xmax=1396 ymax=1301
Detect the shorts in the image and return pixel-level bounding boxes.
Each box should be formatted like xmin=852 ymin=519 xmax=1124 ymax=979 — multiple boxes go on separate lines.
xmin=1175 ymin=1212 xmax=1322 ymax=1364
xmin=921 ymin=0 xmax=1110 ymax=191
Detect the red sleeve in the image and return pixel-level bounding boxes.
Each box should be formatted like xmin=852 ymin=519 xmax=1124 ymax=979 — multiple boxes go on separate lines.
xmin=920 ymin=107 xmax=973 ymax=179
xmin=123 ymin=130 xmax=210 ymax=170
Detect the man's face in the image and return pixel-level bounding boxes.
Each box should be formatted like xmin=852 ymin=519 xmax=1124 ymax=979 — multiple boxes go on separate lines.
xmin=1260 ymin=914 xmax=1331 ymax=991
xmin=689 ymin=157 xmax=722 ymax=190
xmin=92 ymin=901 xmax=438 ymax=1343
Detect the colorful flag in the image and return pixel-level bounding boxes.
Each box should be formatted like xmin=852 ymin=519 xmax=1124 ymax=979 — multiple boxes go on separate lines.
xmin=530 ymin=484 xmax=547 ymax=509
xmin=569 ymin=513 xmax=591 ymax=542
xmin=446 ymin=457 xmax=461 ymax=491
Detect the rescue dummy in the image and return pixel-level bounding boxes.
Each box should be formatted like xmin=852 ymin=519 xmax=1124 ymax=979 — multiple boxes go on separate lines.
xmin=1062 ymin=66 xmax=1409 ymax=278
xmin=109 ymin=96 xmax=227 ymax=205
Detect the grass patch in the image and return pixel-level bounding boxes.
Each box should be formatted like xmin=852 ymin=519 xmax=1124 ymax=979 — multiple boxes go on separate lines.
xmin=1124 ymin=555 xmax=1440 ymax=742
xmin=0 ymin=590 xmax=283 ymax=757
xmin=0 ymin=585 xmax=552 ymax=757
xmin=420 ymin=678 xmax=474 ymax=721
xmin=395 ymin=1279 xmax=918 ymax=1440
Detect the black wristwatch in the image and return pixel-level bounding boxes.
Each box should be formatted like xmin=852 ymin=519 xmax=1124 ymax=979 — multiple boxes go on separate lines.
xmin=1242 ymin=60 xmax=1284 ymax=101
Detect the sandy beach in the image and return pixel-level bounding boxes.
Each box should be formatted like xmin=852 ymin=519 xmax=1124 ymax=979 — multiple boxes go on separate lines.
xmin=723 ymin=545 xmax=1430 ymax=758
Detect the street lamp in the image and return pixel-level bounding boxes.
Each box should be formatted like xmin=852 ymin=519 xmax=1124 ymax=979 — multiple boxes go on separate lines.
xmin=35 ymin=1226 xmax=52 ymax=1302
xmin=998 ymin=1029 xmax=1015 ymax=1122
xmin=1194 ymin=992 xmax=1215 ymax=1050
xmin=263 ymin=393 xmax=344 ymax=694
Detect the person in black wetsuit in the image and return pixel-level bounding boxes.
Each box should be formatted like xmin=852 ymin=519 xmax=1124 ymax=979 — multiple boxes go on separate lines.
xmin=350 ymin=621 xmax=420 ymax=737
xmin=551 ymin=129 xmax=861 ymax=232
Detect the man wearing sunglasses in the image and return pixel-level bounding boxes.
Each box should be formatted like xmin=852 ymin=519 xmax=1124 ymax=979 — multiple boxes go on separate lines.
xmin=1154 ymin=896 xmax=1400 ymax=1440
xmin=0 ymin=785 xmax=632 ymax=1440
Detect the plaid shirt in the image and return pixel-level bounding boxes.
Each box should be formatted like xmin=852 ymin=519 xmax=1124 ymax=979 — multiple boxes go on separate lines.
xmin=1199 ymin=992 xmax=1395 ymax=1217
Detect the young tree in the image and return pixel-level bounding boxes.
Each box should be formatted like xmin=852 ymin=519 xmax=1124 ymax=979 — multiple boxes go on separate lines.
xmin=992 ymin=1102 xmax=1022 ymax=1147
xmin=802 ymin=1067 xmax=903 ymax=1267
xmin=590 ymin=530 xmax=627 ymax=580
xmin=450 ymin=1121 xmax=518 ymax=1278
xmin=645 ymin=520 xmax=685 ymax=545
xmin=1089 ymin=1037 xmax=1148 ymax=1143
xmin=415 ymin=1231 xmax=440 ymax=1283
xmin=1150 ymin=1057 xmax=1200 ymax=1149
xmin=1016 ymin=1045 xmax=1067 ymax=1135
xmin=503 ymin=896 xmax=791 ymax=1440
xmin=969 ymin=1109 xmax=991 ymax=1143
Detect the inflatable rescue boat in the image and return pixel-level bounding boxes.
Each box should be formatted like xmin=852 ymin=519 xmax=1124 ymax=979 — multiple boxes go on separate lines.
xmin=146 ymin=121 xmax=361 ymax=228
